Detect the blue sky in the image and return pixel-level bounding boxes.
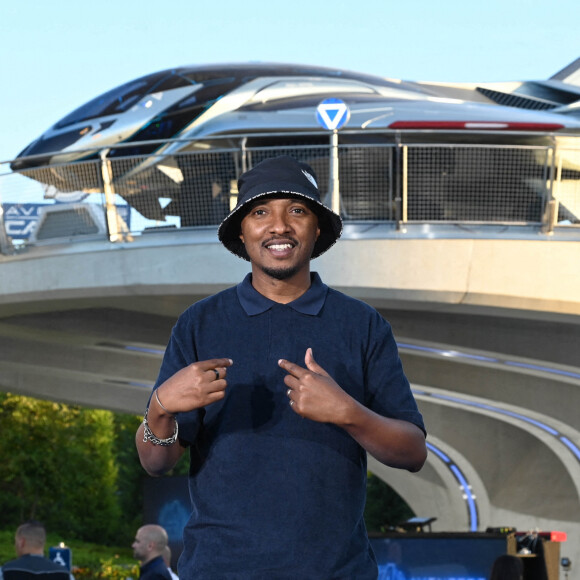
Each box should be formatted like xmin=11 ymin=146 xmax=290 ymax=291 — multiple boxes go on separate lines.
xmin=0 ymin=0 xmax=578 ymax=163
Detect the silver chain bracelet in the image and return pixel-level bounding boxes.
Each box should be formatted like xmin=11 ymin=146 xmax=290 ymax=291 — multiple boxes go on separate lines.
xmin=142 ymin=407 xmax=178 ymax=446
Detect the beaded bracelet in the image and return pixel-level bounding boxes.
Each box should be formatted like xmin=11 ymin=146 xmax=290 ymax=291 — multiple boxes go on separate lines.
xmin=142 ymin=407 xmax=178 ymax=446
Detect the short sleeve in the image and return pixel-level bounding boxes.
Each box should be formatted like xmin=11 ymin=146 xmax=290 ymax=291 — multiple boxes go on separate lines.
xmin=364 ymin=312 xmax=426 ymax=435
xmin=152 ymin=309 xmax=203 ymax=445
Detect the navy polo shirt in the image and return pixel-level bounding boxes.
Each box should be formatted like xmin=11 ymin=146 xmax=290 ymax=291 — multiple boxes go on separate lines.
xmin=154 ymin=273 xmax=425 ymax=579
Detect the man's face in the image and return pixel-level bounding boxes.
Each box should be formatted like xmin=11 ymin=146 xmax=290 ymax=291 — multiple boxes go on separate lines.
xmin=131 ymin=529 xmax=149 ymax=563
xmin=239 ymin=197 xmax=320 ymax=280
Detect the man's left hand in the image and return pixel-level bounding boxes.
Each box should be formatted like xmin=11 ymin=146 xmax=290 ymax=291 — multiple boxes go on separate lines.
xmin=279 ymin=348 xmax=353 ymax=423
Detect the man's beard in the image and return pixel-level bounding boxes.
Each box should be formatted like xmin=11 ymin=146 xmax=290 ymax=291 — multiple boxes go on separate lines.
xmin=260 ymin=264 xmax=301 ymax=280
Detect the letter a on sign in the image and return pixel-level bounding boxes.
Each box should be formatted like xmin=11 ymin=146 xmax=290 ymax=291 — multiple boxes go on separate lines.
xmin=316 ymin=98 xmax=350 ymax=131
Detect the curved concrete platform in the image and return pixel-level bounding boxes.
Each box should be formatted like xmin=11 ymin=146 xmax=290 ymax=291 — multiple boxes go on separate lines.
xmin=1 ymin=225 xmax=580 ymax=320
xmin=416 ymin=386 xmax=580 ymax=523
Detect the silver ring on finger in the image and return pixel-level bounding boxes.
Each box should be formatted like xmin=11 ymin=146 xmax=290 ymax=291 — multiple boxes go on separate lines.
xmin=286 ymin=388 xmax=292 ymax=397
xmin=213 ymin=368 xmax=220 ymax=381
xmin=289 ymin=400 xmax=295 ymax=407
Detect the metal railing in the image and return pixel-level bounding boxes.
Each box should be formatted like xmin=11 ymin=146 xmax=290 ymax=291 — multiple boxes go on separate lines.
xmin=1 ymin=130 xmax=579 ymax=254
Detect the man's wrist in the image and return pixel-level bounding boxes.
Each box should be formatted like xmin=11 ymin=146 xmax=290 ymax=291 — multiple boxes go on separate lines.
xmin=142 ymin=407 xmax=178 ymax=446
xmin=154 ymin=387 xmax=176 ymax=416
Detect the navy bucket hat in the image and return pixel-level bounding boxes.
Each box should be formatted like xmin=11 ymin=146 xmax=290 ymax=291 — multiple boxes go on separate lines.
xmin=218 ymin=156 xmax=343 ymax=261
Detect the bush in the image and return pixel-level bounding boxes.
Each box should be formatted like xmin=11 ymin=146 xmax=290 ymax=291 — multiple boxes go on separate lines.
xmin=73 ymin=559 xmax=139 ymax=580
xmin=364 ymin=472 xmax=415 ymax=532
xmin=0 ymin=394 xmax=143 ymax=545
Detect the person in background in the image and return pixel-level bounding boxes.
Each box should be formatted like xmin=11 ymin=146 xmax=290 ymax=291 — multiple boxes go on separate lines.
xmin=0 ymin=521 xmax=73 ymax=580
xmin=490 ymin=554 xmax=524 ymax=580
xmin=131 ymin=525 xmax=172 ymax=580
xmin=161 ymin=546 xmax=178 ymax=580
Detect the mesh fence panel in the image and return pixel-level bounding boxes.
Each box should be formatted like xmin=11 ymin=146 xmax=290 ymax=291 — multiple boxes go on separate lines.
xmin=172 ymin=150 xmax=240 ymax=227
xmin=338 ymin=145 xmax=394 ymax=220
xmin=406 ymin=145 xmax=551 ymax=222
xmin=246 ymin=144 xmax=394 ymax=220
xmin=104 ymin=150 xmax=241 ymax=230
xmin=555 ymin=147 xmax=580 ymax=223
xmin=17 ymin=159 xmax=103 ymax=196
xmin=246 ymin=145 xmax=331 ymax=191
xmin=2 ymin=138 xmax=580 ymax=249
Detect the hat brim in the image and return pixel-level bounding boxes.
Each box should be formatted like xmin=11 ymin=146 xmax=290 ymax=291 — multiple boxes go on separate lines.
xmin=217 ymin=190 xmax=342 ymax=261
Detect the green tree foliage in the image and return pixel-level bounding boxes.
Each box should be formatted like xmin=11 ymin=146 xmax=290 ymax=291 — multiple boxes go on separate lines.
xmin=111 ymin=413 xmax=145 ymax=541
xmin=0 ymin=393 xmax=123 ymax=543
xmin=364 ymin=472 xmax=415 ymax=533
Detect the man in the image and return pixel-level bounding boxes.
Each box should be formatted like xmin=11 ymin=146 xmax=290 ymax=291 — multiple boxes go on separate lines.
xmin=0 ymin=521 xmax=72 ymax=580
xmin=136 ymin=156 xmax=427 ymax=578
xmin=131 ymin=525 xmax=173 ymax=580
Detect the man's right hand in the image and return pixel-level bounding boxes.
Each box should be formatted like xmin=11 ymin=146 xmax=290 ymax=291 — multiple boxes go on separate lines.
xmin=154 ymin=358 xmax=234 ymax=415
xmin=136 ymin=358 xmax=233 ymax=476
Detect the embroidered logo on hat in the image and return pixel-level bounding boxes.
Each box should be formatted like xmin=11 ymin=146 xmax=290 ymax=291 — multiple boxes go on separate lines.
xmin=301 ymin=169 xmax=318 ymax=189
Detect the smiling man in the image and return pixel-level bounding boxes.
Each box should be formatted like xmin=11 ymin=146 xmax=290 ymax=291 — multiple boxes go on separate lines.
xmin=136 ymin=155 xmax=427 ymax=579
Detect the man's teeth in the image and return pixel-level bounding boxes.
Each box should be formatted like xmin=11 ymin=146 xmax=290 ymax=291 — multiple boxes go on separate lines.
xmin=268 ymin=243 xmax=292 ymax=250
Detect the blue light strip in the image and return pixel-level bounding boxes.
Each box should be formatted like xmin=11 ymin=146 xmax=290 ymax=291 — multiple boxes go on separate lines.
xmin=504 ymin=360 xmax=580 ymax=380
xmin=425 ymin=441 xmax=450 ymax=463
xmin=129 ymin=380 xmax=155 ymax=388
xmin=415 ymin=390 xmax=580 ymax=464
xmin=450 ymin=464 xmax=479 ymax=532
xmin=425 ymin=441 xmax=478 ymax=531
xmin=398 ymin=342 xmax=498 ymax=363
xmin=398 ymin=342 xmax=580 ymax=380
xmin=560 ymin=437 xmax=580 ymax=461
xmin=429 ymin=393 xmax=560 ymax=436
xmin=402 ymin=340 xmax=580 ymax=463
xmin=124 ymin=345 xmax=166 ymax=355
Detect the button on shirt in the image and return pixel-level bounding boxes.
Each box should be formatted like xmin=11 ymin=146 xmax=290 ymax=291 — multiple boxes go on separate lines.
xmin=155 ymin=273 xmax=425 ymax=579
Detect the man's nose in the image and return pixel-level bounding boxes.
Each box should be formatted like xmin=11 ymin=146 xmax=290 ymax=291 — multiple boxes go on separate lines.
xmin=268 ymin=210 xmax=291 ymax=232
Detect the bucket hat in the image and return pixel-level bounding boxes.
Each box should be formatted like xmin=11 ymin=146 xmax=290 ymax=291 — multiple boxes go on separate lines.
xmin=218 ymin=155 xmax=343 ymax=260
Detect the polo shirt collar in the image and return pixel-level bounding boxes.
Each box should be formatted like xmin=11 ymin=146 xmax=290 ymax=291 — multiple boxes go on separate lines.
xmin=237 ymin=272 xmax=327 ymax=316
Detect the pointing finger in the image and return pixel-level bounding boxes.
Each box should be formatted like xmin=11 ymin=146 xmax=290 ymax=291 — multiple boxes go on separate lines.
xmin=278 ymin=358 xmax=306 ymax=378
xmin=197 ymin=358 xmax=233 ymax=372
